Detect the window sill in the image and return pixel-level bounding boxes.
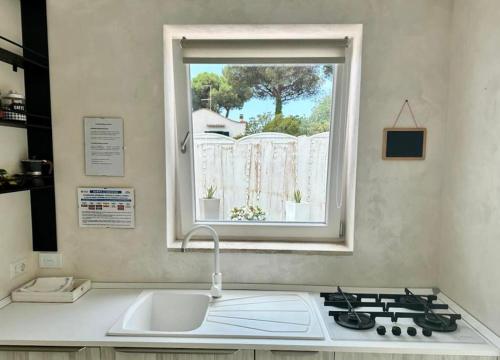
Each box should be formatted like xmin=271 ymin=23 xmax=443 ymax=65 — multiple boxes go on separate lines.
xmin=169 ymin=239 xmax=353 ymax=255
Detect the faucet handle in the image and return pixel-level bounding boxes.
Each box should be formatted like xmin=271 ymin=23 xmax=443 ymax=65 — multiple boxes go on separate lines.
xmin=211 ymin=272 xmax=222 ymax=298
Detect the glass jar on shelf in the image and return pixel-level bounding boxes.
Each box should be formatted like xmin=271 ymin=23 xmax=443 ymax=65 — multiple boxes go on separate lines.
xmin=1 ymin=90 xmax=26 ymax=122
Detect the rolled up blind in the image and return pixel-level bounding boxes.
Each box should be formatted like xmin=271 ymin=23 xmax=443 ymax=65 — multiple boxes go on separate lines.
xmin=181 ymin=38 xmax=348 ymax=64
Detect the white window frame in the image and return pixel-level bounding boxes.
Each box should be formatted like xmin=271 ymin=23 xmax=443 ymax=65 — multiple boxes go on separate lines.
xmin=164 ymin=25 xmax=363 ymax=251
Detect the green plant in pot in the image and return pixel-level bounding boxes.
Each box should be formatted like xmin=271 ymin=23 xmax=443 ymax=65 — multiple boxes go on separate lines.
xmin=199 ymin=185 xmax=221 ymax=221
xmin=285 ymin=189 xmax=311 ymax=222
xmin=293 ymin=190 xmax=302 ymax=203
xmin=205 ymin=185 xmax=217 ymax=199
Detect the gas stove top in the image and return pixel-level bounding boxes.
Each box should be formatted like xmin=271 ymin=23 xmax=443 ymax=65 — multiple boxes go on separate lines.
xmin=314 ymin=287 xmax=488 ymax=344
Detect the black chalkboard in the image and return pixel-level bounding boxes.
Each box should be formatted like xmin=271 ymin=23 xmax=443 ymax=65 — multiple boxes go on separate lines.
xmin=383 ymin=128 xmax=426 ymax=160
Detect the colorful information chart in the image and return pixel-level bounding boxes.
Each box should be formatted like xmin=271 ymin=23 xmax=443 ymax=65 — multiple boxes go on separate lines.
xmin=78 ymin=187 xmax=135 ymax=228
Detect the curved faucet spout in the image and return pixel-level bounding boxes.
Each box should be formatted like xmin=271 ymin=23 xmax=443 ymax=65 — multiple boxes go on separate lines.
xmin=181 ymin=225 xmax=222 ymax=298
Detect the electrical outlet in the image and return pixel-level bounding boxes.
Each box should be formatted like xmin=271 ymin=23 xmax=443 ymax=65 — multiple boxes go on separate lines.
xmin=39 ymin=253 xmax=63 ymax=268
xmin=10 ymin=259 xmax=28 ymax=279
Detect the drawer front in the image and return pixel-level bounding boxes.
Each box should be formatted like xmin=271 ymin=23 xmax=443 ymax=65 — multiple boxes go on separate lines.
xmin=103 ymin=348 xmax=253 ymax=360
xmin=335 ymin=353 xmax=497 ymax=360
xmin=0 ymin=347 xmax=99 ymax=360
xmin=256 ymin=350 xmax=334 ymax=360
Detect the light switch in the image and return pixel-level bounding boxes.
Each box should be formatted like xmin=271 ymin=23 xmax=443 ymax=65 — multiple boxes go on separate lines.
xmin=39 ymin=253 xmax=63 ymax=268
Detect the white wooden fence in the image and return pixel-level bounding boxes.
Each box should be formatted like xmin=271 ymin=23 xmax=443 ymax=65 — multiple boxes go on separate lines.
xmin=193 ymin=132 xmax=330 ymax=221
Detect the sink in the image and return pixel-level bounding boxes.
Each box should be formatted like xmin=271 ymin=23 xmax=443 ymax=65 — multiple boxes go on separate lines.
xmin=108 ymin=290 xmax=324 ymax=339
xmin=120 ymin=291 xmax=210 ymax=332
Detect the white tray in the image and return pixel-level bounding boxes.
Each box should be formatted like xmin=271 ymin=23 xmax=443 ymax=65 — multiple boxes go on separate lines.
xmin=11 ymin=279 xmax=91 ymax=303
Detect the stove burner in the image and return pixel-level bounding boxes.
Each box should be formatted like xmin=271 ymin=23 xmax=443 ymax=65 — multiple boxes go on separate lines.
xmin=323 ymin=292 xmax=358 ymax=308
xmin=398 ymin=294 xmax=429 ymax=310
xmin=325 ymin=287 xmax=463 ymax=335
xmin=414 ymin=313 xmax=458 ymax=332
xmin=335 ymin=312 xmax=375 ymax=330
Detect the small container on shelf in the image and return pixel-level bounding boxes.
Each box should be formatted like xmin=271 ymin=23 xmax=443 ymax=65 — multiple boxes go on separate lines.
xmin=1 ymin=90 xmax=26 ymax=122
xmin=0 ymin=169 xmax=22 ymax=189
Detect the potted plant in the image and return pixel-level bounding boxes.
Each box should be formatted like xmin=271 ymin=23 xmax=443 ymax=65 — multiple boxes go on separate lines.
xmin=199 ymin=185 xmax=221 ymax=220
xmin=285 ymin=190 xmax=311 ymax=222
xmin=230 ymin=205 xmax=266 ymax=221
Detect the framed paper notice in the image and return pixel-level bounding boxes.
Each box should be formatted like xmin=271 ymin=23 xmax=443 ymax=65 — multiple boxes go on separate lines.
xmin=84 ymin=117 xmax=124 ymax=176
xmin=78 ymin=187 xmax=135 ymax=228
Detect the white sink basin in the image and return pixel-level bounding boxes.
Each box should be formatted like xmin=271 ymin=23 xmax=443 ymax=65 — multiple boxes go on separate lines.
xmin=108 ymin=290 xmax=324 ymax=339
xmin=119 ymin=292 xmax=210 ymax=332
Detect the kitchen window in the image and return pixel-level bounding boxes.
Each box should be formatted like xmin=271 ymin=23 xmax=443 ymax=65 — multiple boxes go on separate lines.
xmin=164 ymin=25 xmax=362 ymax=252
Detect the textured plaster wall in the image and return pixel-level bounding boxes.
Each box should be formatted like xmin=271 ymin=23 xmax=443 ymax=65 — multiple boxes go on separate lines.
xmin=0 ymin=0 xmax=36 ymax=299
xmin=439 ymin=0 xmax=500 ymax=336
xmin=41 ymin=0 xmax=452 ymax=287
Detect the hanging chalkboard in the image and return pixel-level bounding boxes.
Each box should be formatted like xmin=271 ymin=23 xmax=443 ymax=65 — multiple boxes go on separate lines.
xmin=383 ymin=100 xmax=427 ymax=160
xmin=383 ymin=128 xmax=426 ymax=160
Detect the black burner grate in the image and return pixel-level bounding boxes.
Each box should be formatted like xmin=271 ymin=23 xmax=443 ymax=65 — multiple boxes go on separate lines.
xmin=335 ymin=312 xmax=375 ymax=330
xmin=414 ymin=313 xmax=460 ymax=332
xmin=322 ymin=287 xmax=462 ymax=333
xmin=320 ymin=292 xmax=358 ymax=309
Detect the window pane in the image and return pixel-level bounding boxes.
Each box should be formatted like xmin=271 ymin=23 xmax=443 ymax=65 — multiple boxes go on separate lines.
xmin=189 ymin=64 xmax=335 ymax=224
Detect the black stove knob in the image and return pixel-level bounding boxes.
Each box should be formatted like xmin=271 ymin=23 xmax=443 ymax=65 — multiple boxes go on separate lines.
xmin=422 ymin=328 xmax=433 ymax=337
xmin=376 ymin=325 xmax=386 ymax=335
xmin=392 ymin=326 xmax=401 ymax=336
xmin=407 ymin=327 xmax=417 ymax=336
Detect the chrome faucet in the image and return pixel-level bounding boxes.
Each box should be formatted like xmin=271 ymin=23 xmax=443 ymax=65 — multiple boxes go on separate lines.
xmin=181 ymin=225 xmax=222 ymax=298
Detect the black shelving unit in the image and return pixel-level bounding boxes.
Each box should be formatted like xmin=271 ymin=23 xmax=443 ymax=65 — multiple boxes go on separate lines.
xmin=0 ymin=119 xmax=27 ymax=129
xmin=0 ymin=46 xmax=48 ymax=72
xmin=0 ymin=0 xmax=57 ymax=251
xmin=0 ymin=184 xmax=53 ymax=195
xmin=0 ymin=117 xmax=52 ymax=130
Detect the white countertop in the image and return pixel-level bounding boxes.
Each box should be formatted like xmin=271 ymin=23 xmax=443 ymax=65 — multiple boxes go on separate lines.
xmin=0 ymin=288 xmax=498 ymax=356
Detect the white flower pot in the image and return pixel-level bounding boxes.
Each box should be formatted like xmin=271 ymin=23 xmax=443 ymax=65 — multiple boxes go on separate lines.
xmin=199 ymin=198 xmax=221 ymax=221
xmin=285 ymin=201 xmax=311 ymax=222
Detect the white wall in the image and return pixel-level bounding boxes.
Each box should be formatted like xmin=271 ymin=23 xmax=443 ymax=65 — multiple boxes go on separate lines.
xmin=43 ymin=0 xmax=451 ymax=287
xmin=439 ymin=0 xmax=500 ymax=336
xmin=0 ymin=0 xmax=36 ymax=299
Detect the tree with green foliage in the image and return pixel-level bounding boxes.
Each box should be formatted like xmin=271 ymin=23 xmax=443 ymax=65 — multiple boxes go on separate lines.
xmin=301 ymin=95 xmax=332 ymax=135
xmin=191 ymin=71 xmax=252 ymax=117
xmin=191 ymin=72 xmax=221 ymax=112
xmin=215 ymin=75 xmax=252 ymax=117
xmin=224 ymin=65 xmax=325 ymax=115
xmin=244 ymin=113 xmax=273 ymax=136
xmin=262 ymin=114 xmax=303 ymax=136
xmin=322 ymin=65 xmax=334 ymax=78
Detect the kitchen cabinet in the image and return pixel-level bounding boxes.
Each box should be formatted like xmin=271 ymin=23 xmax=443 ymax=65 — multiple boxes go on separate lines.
xmin=256 ymin=350 xmax=334 ymax=360
xmin=334 ymin=353 xmax=497 ymax=360
xmin=101 ymin=348 xmax=253 ymax=360
xmin=0 ymin=347 xmax=100 ymax=360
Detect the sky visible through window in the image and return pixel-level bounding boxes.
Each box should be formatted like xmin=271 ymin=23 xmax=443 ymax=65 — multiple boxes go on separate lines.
xmin=190 ymin=64 xmax=333 ymax=121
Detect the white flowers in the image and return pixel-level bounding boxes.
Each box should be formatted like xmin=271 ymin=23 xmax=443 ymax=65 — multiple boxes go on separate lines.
xmin=230 ymin=205 xmax=266 ymax=221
